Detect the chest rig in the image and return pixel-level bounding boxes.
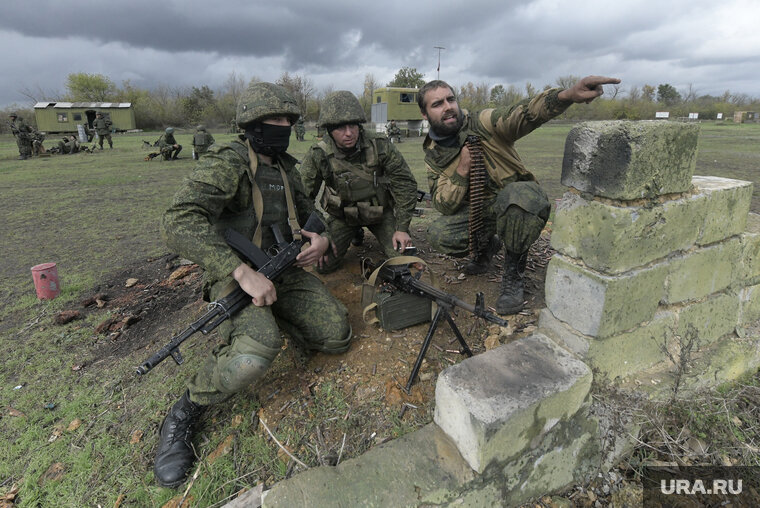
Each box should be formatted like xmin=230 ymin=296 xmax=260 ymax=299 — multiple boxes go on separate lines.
xmin=318 ymin=136 xmax=390 ymax=226
xmin=245 ymin=140 xmax=301 ymax=248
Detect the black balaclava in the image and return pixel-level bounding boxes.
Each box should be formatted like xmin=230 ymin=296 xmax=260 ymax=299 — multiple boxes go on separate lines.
xmin=244 ymin=121 xmax=292 ymax=156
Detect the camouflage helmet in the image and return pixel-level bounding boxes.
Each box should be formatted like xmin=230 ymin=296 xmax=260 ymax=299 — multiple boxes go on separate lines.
xmin=96 ymin=111 xmax=103 ymax=116
xmin=165 ymin=127 xmax=174 ymax=134
xmin=236 ymin=82 xmax=300 ymax=128
xmin=196 ymin=124 xmax=206 ymax=131
xmin=319 ymin=91 xmax=365 ymax=128
xmin=9 ymin=112 xmax=18 ymax=118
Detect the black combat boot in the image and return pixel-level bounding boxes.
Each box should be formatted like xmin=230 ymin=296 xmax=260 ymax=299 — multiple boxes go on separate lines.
xmin=351 ymin=227 xmax=365 ymax=247
xmin=495 ymin=251 xmax=527 ymax=315
xmin=462 ymin=235 xmax=502 ymax=275
xmin=154 ymin=391 xmax=204 ymax=488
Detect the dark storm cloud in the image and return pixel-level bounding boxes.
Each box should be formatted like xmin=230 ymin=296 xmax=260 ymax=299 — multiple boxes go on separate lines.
xmin=0 ymin=0 xmax=757 ymax=108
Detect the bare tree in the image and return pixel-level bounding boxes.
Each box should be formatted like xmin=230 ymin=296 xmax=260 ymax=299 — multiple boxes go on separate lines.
xmin=627 ymin=86 xmax=641 ymax=103
xmin=555 ymin=75 xmax=581 ymax=90
xmin=276 ymin=72 xmax=315 ymax=116
xmin=17 ymin=84 xmax=61 ymax=105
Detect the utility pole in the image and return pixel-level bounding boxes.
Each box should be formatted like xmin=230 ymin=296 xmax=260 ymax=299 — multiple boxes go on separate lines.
xmin=434 ymin=46 xmax=445 ymax=80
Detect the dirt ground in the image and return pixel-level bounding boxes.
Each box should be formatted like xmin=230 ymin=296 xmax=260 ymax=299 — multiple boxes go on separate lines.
xmin=66 ymin=217 xmax=553 ymax=427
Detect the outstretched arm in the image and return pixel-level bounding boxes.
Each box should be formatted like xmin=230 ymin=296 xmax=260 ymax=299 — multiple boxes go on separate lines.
xmin=558 ymin=76 xmax=621 ymax=104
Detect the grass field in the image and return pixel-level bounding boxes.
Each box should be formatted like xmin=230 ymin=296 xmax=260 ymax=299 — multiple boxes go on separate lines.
xmin=1 ymin=121 xmax=759 ymax=507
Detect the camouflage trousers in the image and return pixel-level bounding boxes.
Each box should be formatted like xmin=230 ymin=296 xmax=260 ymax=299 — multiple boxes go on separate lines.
xmin=317 ymin=209 xmax=401 ymax=274
xmin=426 ymin=180 xmax=551 ymax=256
xmin=16 ymin=136 xmax=32 ymax=157
xmin=187 ymin=267 xmax=350 ymax=406
xmin=161 ymin=144 xmax=183 ymax=160
xmin=97 ymin=132 xmax=113 ymax=148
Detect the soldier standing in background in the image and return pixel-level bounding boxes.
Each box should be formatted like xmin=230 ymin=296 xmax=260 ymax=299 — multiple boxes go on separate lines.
xmin=294 ymin=117 xmax=306 ymax=141
xmin=9 ymin=112 xmax=33 ymax=160
xmin=159 ymin=127 xmax=183 ymax=160
xmin=418 ymin=75 xmax=620 ymax=315
xmin=386 ymin=120 xmax=402 ymax=143
xmin=191 ymin=125 xmax=215 ymax=160
xmin=300 ymin=91 xmax=418 ymax=273
xmin=92 ymin=111 xmax=113 ymax=149
xmin=155 ymin=82 xmax=350 ymax=488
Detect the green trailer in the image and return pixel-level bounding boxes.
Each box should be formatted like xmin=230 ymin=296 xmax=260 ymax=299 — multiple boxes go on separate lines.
xmin=370 ymin=87 xmax=424 ymax=136
xmin=34 ymin=102 xmax=136 ymax=133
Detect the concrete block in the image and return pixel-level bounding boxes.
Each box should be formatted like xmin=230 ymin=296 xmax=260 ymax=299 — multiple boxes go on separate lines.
xmin=551 ymin=192 xmax=704 ymax=274
xmin=739 ymin=284 xmax=760 ymax=325
xmin=676 ymin=292 xmax=741 ymax=346
xmin=693 ymin=176 xmax=752 ymax=245
xmin=545 ymin=254 xmax=666 ymax=338
xmin=434 ymin=334 xmax=591 ymax=473
xmin=664 ymin=238 xmax=742 ymax=304
xmin=738 ymin=218 xmax=760 ymax=283
xmin=561 ymin=120 xmax=699 ymax=200
xmin=539 ymin=308 xmax=676 ymax=380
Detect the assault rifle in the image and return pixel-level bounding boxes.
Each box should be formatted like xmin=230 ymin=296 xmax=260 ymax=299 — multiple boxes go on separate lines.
xmin=362 ymin=259 xmax=508 ymax=392
xmin=136 ymin=212 xmax=325 ymax=376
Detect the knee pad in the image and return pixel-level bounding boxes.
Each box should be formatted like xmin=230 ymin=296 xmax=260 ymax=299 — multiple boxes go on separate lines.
xmin=215 ymin=353 xmax=270 ymax=393
xmin=320 ymin=324 xmax=352 ymax=354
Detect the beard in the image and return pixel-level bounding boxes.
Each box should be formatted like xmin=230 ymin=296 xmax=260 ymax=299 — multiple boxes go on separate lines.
xmin=429 ymin=109 xmax=464 ymax=137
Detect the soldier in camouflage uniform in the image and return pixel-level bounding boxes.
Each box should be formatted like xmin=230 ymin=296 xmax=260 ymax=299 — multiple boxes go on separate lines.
xmin=92 ymin=111 xmax=113 ymax=149
xmin=386 ymin=120 xmax=402 ymax=143
xmin=294 ymin=117 xmax=306 ymax=141
xmin=57 ymin=135 xmax=80 ymax=154
xmin=9 ymin=113 xmax=33 ymax=160
xmin=419 ymin=75 xmax=620 ymax=314
xmin=300 ymin=91 xmax=418 ymax=273
xmin=191 ymin=125 xmax=215 ymax=160
xmin=155 ymin=82 xmax=350 ymax=488
xmin=159 ymin=127 xmax=183 ymax=160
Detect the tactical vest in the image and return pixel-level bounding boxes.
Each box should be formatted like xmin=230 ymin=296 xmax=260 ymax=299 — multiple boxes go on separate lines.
xmin=317 ymin=135 xmax=390 ymax=226
xmin=193 ymin=132 xmax=210 ymax=146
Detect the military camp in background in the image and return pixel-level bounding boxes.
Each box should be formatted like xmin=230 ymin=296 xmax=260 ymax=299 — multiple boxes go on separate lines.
xmin=34 ymin=102 xmax=136 ymax=134
xmin=370 ymin=87 xmax=425 ymax=136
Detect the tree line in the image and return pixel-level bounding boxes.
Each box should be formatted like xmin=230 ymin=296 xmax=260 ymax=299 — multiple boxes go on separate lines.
xmin=3 ymin=69 xmax=759 ymax=133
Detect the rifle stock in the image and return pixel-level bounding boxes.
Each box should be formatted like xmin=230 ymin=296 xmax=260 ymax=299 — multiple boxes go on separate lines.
xmin=136 ymin=212 xmax=325 ymax=376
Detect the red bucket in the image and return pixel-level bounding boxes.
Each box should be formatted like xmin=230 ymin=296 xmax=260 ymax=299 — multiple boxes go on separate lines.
xmin=31 ymin=262 xmax=60 ymax=300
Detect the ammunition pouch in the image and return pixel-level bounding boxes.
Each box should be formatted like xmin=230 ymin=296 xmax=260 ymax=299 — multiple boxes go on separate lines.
xmin=322 ymin=185 xmax=385 ymax=225
xmin=361 ymin=257 xmax=433 ymax=331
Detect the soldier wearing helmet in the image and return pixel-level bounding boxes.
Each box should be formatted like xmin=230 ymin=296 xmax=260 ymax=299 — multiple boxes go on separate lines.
xmin=191 ymin=124 xmax=215 ymax=160
xmin=159 ymin=127 xmax=183 ymax=160
xmin=300 ymin=90 xmax=418 ymax=273
xmin=8 ymin=112 xmax=34 ymax=160
xmin=92 ymin=111 xmax=113 ymax=149
xmin=157 ymin=82 xmax=350 ymax=488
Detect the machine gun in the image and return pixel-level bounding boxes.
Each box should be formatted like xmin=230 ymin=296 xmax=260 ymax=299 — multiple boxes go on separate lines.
xmin=136 ymin=212 xmax=325 ymax=376
xmin=362 ymin=259 xmax=508 ymax=393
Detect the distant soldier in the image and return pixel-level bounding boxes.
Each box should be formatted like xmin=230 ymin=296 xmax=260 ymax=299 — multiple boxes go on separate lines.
xmin=57 ymin=135 xmax=80 ymax=154
xmin=92 ymin=112 xmax=113 ymax=149
xmin=294 ymin=117 xmax=306 ymax=141
xmin=31 ymin=131 xmax=46 ymax=156
xmin=9 ymin=112 xmax=33 ymax=160
xmin=386 ymin=120 xmax=402 ymax=143
xmin=191 ymin=125 xmax=215 ymax=160
xmin=159 ymin=127 xmax=183 ymax=160
xmin=83 ymin=123 xmax=94 ymax=142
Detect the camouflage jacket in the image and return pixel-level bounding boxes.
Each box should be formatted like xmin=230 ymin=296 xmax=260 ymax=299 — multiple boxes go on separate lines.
xmin=159 ymin=133 xmax=178 ymax=148
xmin=11 ymin=118 xmax=33 ymax=139
xmin=300 ymin=130 xmax=418 ymax=232
xmin=423 ymin=88 xmax=571 ymax=215
xmin=92 ymin=117 xmax=112 ymax=135
xmin=162 ymin=137 xmax=316 ymax=286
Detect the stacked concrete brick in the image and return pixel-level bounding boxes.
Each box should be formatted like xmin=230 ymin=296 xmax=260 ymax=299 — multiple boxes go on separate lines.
xmin=540 ymin=120 xmax=760 ymax=384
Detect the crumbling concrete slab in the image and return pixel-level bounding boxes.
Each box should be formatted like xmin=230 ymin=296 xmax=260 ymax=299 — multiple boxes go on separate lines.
xmin=561 ymin=120 xmax=699 ymax=200
xmin=434 ymin=334 xmax=591 ymax=473
xmin=261 ymin=424 xmax=475 ymax=507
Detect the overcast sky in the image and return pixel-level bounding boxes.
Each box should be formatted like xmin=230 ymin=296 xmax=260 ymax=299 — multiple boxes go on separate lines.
xmin=2 ymin=0 xmax=759 ymax=108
